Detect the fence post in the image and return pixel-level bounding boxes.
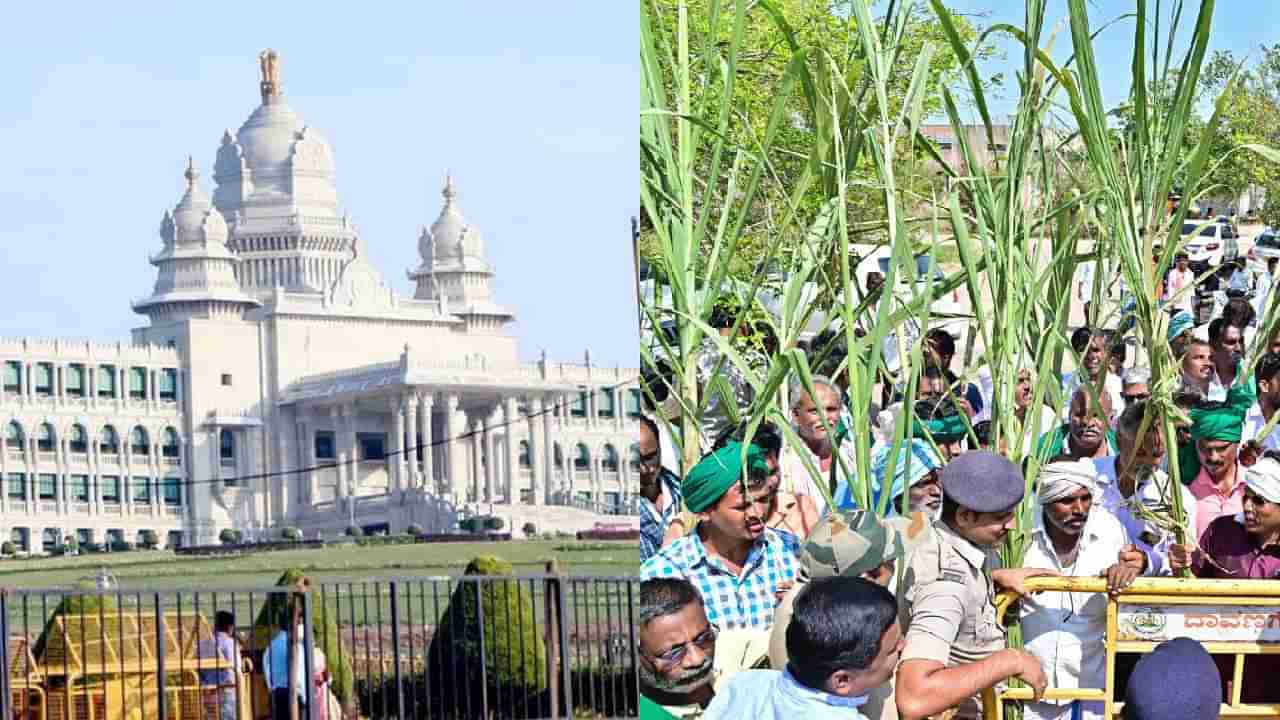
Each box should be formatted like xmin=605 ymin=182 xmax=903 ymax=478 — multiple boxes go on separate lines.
xmin=155 ymin=593 xmax=167 ymax=720
xmin=475 ymin=578 xmax=489 ymax=719
xmin=302 ymin=586 xmax=317 ymax=720
xmin=0 ymin=589 xmax=11 ymax=720
xmin=389 ymin=580 xmax=405 ymax=720
xmin=543 ymin=561 xmax=561 ymax=720
xmin=548 ymin=559 xmax=573 ymax=720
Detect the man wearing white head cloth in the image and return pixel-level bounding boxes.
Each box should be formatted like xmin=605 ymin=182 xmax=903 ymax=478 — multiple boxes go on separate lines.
xmin=1174 ymin=456 xmax=1280 ymax=579
xmin=1019 ymin=458 xmax=1150 ymax=720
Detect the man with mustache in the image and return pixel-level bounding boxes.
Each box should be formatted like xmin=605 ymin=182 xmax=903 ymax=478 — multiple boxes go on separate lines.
xmin=1036 ymin=388 xmax=1117 ymax=461
xmin=1206 ymin=318 xmax=1248 ymax=402
xmin=707 ymin=576 xmax=904 ymax=720
xmin=639 ymin=578 xmax=720 ymax=717
xmin=1093 ymin=400 xmax=1198 ymax=575
xmin=1169 ymin=456 xmax=1280 ymax=705
xmin=1243 ymin=353 xmax=1280 ymax=452
xmin=641 ymin=441 xmax=801 ymax=631
xmin=1188 ymin=400 xmax=1250 ymax=542
xmin=895 ymin=451 xmax=1056 ymax=720
xmin=1020 ymin=458 xmax=1148 ymax=720
xmin=832 ymin=439 xmax=945 ymax=520
xmin=768 ymin=511 xmax=919 ymax=720
xmin=1180 ymin=338 xmax=1215 ymax=399
xmin=780 ymin=376 xmax=849 ymax=516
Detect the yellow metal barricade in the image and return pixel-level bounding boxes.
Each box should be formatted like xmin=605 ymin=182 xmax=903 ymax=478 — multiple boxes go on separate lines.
xmin=981 ymin=576 xmax=1280 ymax=719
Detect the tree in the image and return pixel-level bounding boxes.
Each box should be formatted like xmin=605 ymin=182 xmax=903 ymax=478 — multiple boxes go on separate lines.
xmin=219 ymin=528 xmax=241 ymax=545
xmin=139 ymin=530 xmax=159 ymax=550
xmin=1196 ymin=49 xmax=1280 ymax=209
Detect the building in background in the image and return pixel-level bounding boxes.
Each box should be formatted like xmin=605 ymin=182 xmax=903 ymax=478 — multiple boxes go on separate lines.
xmin=0 ymin=51 xmax=639 ymax=551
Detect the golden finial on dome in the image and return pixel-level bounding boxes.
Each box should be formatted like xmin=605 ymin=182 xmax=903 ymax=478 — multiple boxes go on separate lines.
xmin=258 ymin=49 xmax=281 ymax=103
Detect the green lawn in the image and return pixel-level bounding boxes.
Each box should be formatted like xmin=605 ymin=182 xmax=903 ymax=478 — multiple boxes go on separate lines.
xmin=0 ymin=539 xmax=639 ymax=591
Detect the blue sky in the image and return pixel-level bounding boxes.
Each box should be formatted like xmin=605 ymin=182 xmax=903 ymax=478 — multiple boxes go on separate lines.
xmin=936 ymin=1 xmax=1280 ymax=121
xmin=0 ymin=4 xmax=637 ymax=367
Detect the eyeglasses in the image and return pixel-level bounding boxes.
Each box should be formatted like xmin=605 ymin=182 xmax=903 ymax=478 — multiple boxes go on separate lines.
xmin=647 ymin=624 xmax=719 ymax=668
xmin=1121 ymin=393 xmax=1150 ymax=403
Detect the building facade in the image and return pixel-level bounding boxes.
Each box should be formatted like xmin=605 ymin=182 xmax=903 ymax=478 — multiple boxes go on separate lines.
xmin=0 ymin=51 xmax=639 ymax=550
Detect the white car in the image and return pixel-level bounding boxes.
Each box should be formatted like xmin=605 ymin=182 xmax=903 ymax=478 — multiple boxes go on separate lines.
xmin=1181 ymin=221 xmax=1240 ymax=272
xmin=1249 ymin=227 xmax=1280 ymax=270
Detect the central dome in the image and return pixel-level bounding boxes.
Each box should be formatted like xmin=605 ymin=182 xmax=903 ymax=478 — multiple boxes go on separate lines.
xmin=236 ymin=101 xmax=303 ymax=172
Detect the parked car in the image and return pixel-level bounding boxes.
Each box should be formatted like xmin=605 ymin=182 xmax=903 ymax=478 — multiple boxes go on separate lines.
xmin=1181 ymin=221 xmax=1240 ymax=272
xmin=1249 ymin=226 xmax=1280 ymax=270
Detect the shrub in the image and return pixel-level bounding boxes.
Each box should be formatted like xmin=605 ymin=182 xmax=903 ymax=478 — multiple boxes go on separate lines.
xmin=576 ymin=529 xmax=639 ymax=542
xmin=2 ymin=542 xmax=16 ymax=556
xmin=425 ymin=556 xmax=548 ymax=714
xmin=406 ymin=523 xmax=425 ymax=537
xmin=522 ymin=522 xmax=537 ymax=537
xmin=111 ymin=541 xmax=134 ymax=552
xmin=281 ymin=527 xmax=303 ymax=542
xmin=459 ymin=517 xmax=482 ymax=533
xmin=484 ymin=516 xmax=505 ymax=531
xmin=345 ymin=525 xmax=364 ymax=538
xmin=139 ymin=530 xmax=160 ymax=549
xmin=252 ymin=569 xmax=356 ymax=714
xmin=219 ymin=528 xmax=241 ymax=545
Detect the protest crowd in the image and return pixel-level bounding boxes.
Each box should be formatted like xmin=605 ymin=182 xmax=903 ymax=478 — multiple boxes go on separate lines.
xmin=637 ymin=239 xmax=1280 ymax=720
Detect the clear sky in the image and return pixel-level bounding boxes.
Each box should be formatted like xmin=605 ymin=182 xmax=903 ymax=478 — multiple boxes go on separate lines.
xmin=936 ymin=1 xmax=1280 ymax=122
xmin=0 ymin=3 xmax=637 ymax=367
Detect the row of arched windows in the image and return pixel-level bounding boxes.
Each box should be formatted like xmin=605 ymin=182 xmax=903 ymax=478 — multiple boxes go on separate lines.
xmin=4 ymin=422 xmax=180 ymax=458
xmin=517 ymin=441 xmax=639 ymax=472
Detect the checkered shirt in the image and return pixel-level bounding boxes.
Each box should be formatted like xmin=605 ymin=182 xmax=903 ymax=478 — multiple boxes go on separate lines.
xmin=640 ymin=526 xmax=801 ymax=630
xmin=640 ymin=468 xmax=683 ymax=562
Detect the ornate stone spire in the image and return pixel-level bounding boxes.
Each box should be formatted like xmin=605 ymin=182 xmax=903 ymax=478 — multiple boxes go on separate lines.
xmin=184 ymin=155 xmax=197 ymax=189
xmin=258 ymin=49 xmax=281 ymax=103
xmin=442 ymin=171 xmax=456 ymax=203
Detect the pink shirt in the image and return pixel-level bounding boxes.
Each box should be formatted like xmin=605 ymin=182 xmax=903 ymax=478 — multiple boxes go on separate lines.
xmin=1188 ymin=466 xmax=1246 ymax=543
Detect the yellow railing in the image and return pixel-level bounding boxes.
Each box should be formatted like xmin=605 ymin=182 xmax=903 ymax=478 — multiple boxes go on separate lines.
xmin=982 ymin=576 xmax=1280 ymax=719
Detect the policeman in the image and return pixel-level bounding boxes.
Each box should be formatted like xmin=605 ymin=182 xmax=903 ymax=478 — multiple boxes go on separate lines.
xmin=895 ymin=451 xmax=1055 ymax=720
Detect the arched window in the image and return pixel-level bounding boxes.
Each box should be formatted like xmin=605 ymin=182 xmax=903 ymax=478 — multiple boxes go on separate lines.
xmin=6 ymin=421 xmax=24 ymax=448
xmin=162 ymin=428 xmax=180 ymax=458
xmin=574 ymin=443 xmax=590 ymax=471
xmin=518 ymin=440 xmax=531 ymax=469
xmin=37 ymin=423 xmax=55 ymax=453
xmin=69 ymin=424 xmax=88 ymax=454
xmin=100 ymin=426 xmax=119 ymax=454
xmin=220 ymin=430 xmax=235 ymax=462
xmin=629 ymin=444 xmax=641 ymax=472
xmin=129 ymin=426 xmax=149 ymax=456
xmin=602 ymin=445 xmax=619 ymax=472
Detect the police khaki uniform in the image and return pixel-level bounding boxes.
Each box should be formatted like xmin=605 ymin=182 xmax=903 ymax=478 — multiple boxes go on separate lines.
xmin=899 ymin=451 xmax=1027 ymax=720
xmin=768 ymin=509 xmax=930 ymax=720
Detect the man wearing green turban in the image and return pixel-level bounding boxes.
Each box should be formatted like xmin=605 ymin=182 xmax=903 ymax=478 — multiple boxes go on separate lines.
xmin=1187 ymin=384 xmax=1252 ymax=543
xmin=640 ymin=441 xmax=803 ymax=631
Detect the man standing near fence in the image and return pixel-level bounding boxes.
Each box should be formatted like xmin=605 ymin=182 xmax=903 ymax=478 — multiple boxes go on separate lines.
xmin=894 ymin=451 xmax=1054 ymax=720
xmin=198 ymin=611 xmax=243 ymax=720
xmin=263 ymin=613 xmax=308 ymax=720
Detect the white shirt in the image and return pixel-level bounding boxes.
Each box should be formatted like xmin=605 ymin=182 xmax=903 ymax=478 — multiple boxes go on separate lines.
xmin=1254 ymin=272 xmax=1273 ymax=320
xmin=1166 ymin=267 xmax=1196 ymax=313
xmin=1092 ymin=456 xmax=1197 ymax=576
xmin=1021 ymin=507 xmax=1131 ymax=720
xmin=1244 ymin=403 xmax=1280 ymax=451
xmin=778 ymin=440 xmax=844 ymax=517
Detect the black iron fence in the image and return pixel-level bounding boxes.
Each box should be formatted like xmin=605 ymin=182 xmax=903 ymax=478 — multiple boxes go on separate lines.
xmin=0 ymin=572 xmax=639 ymax=720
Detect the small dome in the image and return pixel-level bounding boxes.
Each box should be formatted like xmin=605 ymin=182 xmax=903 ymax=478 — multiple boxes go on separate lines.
xmin=163 ymin=159 xmax=227 ymax=247
xmin=429 ymin=175 xmax=485 ymax=263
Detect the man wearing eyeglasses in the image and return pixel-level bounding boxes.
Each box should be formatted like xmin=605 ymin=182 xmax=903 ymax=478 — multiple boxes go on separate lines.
xmin=641 ymin=416 xmax=685 ymax=562
xmin=639 ymin=578 xmax=720 ymax=717
xmin=1119 ymin=367 xmax=1150 ymax=408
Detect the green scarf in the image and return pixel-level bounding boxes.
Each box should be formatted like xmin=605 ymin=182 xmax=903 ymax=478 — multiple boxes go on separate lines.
xmin=1036 ymin=423 xmax=1118 ymax=460
xmin=682 ymin=441 xmax=770 ymax=513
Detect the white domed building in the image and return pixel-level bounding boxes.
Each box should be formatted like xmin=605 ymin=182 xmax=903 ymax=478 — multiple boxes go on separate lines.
xmin=0 ymin=52 xmax=639 ymax=551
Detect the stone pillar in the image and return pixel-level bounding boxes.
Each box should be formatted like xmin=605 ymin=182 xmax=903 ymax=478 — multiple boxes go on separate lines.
xmin=542 ymin=394 xmax=556 ymax=503
xmin=471 ymin=417 xmax=484 ymax=502
xmin=419 ymin=393 xmax=434 ymax=489
xmin=530 ymin=395 xmax=546 ymax=505
xmin=328 ymin=406 xmax=343 ymax=497
xmin=482 ymin=411 xmax=496 ymax=503
xmin=296 ymin=414 xmax=315 ymax=505
xmin=502 ymin=397 xmax=521 ymax=504
xmin=404 ymin=397 xmax=419 ymax=487
xmin=445 ymin=394 xmax=464 ymax=503
xmin=392 ymin=397 xmax=406 ymax=493
xmin=344 ymin=404 xmax=359 ymax=497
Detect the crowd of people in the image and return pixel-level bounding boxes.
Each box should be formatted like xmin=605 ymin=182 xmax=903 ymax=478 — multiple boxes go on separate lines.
xmin=638 ymin=251 xmax=1280 ymax=719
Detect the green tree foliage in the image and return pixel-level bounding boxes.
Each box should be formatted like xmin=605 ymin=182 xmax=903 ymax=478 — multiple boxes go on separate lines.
xmin=33 ymin=592 xmax=117 ymax=660
xmin=251 ymin=569 xmax=355 ymax=712
xmin=1196 ymin=49 xmax=1280 ymax=206
xmin=425 ymin=556 xmax=548 ymax=710
xmin=219 ymin=528 xmax=241 ymax=545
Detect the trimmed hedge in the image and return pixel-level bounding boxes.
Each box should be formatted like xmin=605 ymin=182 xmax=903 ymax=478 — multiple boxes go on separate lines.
xmin=575 ymin=528 xmax=639 ymax=541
